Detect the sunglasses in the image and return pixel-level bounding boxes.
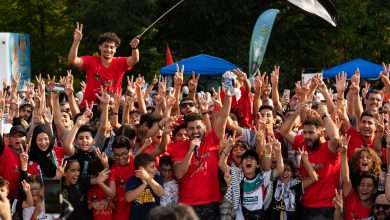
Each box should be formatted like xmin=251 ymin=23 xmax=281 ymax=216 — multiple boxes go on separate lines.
xmin=375 ymin=204 xmax=390 ymax=211
xmin=180 ymin=102 xmax=195 ymax=108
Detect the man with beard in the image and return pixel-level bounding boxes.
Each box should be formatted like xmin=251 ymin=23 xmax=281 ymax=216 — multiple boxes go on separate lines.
xmin=170 ymin=89 xmax=232 ymax=220
xmin=0 ymin=125 xmax=27 ymax=200
xmin=280 ymin=104 xmax=340 ymax=220
xmin=375 ymin=194 xmax=390 ymax=220
xmin=68 ymin=22 xmax=139 ymax=109
xmin=18 ymin=103 xmax=33 ymax=124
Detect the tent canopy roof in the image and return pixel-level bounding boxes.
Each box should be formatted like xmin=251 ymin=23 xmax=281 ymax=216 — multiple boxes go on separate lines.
xmin=160 ymin=54 xmax=239 ymax=75
xmin=323 ymin=58 xmax=383 ymax=79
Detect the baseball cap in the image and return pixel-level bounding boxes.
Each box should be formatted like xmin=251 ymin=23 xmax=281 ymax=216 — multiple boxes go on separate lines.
xmin=9 ymin=125 xmax=27 ymax=137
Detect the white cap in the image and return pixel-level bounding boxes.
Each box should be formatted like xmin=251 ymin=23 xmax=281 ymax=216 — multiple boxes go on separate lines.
xmin=2 ymin=123 xmax=12 ymax=134
xmin=182 ymin=86 xmax=189 ymax=95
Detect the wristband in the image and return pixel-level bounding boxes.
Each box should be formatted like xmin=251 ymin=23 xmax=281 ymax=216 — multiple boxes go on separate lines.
xmin=264 ymin=153 xmax=271 ymax=158
xmin=222 ymin=151 xmax=229 ymax=156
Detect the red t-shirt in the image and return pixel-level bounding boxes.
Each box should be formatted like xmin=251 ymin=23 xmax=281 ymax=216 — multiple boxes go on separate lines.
xmin=87 ymin=184 xmax=114 ymax=220
xmin=27 ymin=147 xmax=65 ymax=176
xmin=109 ymin=158 xmax=135 ymax=220
xmin=0 ymin=146 xmax=21 ymax=200
xmin=344 ymin=188 xmax=373 ymax=220
xmin=145 ymin=144 xmax=162 ymax=167
xmin=347 ymin=126 xmax=374 ymax=160
xmin=79 ymin=56 xmax=131 ymax=108
xmin=292 ymin=135 xmax=340 ymax=208
xmin=170 ymin=131 xmax=222 ymax=205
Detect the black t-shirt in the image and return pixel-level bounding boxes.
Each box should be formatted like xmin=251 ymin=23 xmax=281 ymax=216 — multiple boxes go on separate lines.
xmin=62 ymin=177 xmax=93 ymax=220
xmin=271 ymin=179 xmax=303 ymax=220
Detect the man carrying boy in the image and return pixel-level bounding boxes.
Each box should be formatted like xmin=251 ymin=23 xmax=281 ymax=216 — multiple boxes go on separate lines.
xmin=125 ymin=153 xmax=164 ymax=220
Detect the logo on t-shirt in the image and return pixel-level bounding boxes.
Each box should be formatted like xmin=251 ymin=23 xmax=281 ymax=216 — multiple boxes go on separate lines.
xmin=136 ymin=188 xmax=155 ymax=204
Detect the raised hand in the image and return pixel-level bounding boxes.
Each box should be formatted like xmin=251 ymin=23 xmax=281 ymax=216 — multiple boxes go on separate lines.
xmin=55 ymin=159 xmax=67 ymax=179
xmin=80 ymin=80 xmax=86 ymax=93
xmin=231 ymin=69 xmax=248 ymax=82
xmin=188 ymin=71 xmax=200 ymax=92
xmin=64 ymin=70 xmax=74 ymax=96
xmin=253 ymin=70 xmax=265 ymax=94
xmin=362 ymin=81 xmax=371 ymax=100
xmin=130 ymin=36 xmax=140 ymax=49
xmin=166 ymin=88 xmax=176 ymax=108
xmin=211 ymin=87 xmax=222 ymax=108
xmin=339 ymin=135 xmax=351 ymax=154
xmin=95 ymin=86 xmax=111 ymax=104
xmin=174 ymin=64 xmax=184 ymax=87
xmin=43 ymin=106 xmax=53 ymax=124
xmin=20 ymin=144 xmax=29 ymax=171
xmin=335 ymin=71 xmax=348 ymax=94
xmin=297 ymin=147 xmax=309 ymax=163
xmin=333 ymin=188 xmax=343 ymax=211
xmin=73 ymin=22 xmax=83 ymax=42
xmin=197 ymin=93 xmax=210 ymax=113
xmin=96 ymin=168 xmax=110 ymax=184
xmin=21 ymin=180 xmax=31 ymax=192
xmin=126 ymin=75 xmax=135 ymax=94
xmin=270 ymin=65 xmax=280 ymax=85
xmin=95 ymin=148 xmax=109 ymax=169
xmin=269 ymin=135 xmax=281 ymax=153
xmin=83 ymin=101 xmax=94 ymax=119
xmin=380 ymin=62 xmax=390 ymax=82
xmin=12 ymin=72 xmax=21 ymax=88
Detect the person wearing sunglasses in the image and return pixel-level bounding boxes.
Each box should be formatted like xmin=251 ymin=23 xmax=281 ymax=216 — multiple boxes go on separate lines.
xmin=179 ymin=98 xmax=197 ymax=116
xmin=374 ymin=194 xmax=390 ymax=220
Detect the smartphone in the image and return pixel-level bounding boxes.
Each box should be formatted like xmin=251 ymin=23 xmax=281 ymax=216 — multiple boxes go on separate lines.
xmin=44 ymin=178 xmax=62 ymax=213
xmin=47 ymin=83 xmax=65 ymax=93
xmin=283 ymin=89 xmax=290 ymax=98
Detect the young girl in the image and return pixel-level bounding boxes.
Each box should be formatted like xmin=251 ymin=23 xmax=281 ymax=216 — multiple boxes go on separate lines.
xmin=22 ymin=175 xmax=60 ymax=220
xmin=57 ymin=158 xmax=110 ymax=220
xmin=270 ymin=148 xmax=318 ymax=220
xmin=222 ymin=136 xmax=284 ymax=220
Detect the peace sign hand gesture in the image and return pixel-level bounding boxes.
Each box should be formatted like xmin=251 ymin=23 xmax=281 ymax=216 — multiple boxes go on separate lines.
xmin=188 ymin=71 xmax=200 ymax=92
xmin=73 ymin=22 xmax=83 ymax=42
xmin=20 ymin=143 xmax=29 ymax=171
xmin=55 ymin=159 xmax=68 ymax=180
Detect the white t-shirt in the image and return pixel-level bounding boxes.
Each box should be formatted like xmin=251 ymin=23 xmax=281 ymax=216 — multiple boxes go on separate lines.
xmin=161 ymin=179 xmax=179 ymax=206
xmin=23 ymin=201 xmax=60 ymax=220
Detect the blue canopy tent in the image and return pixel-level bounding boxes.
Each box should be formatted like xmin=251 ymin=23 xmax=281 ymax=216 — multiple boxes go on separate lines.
xmin=323 ymin=58 xmax=383 ymax=79
xmin=160 ymin=54 xmax=240 ymax=91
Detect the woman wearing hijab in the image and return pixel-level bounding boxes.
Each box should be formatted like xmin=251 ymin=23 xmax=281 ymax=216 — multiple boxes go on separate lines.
xmin=27 ymin=124 xmax=65 ymax=178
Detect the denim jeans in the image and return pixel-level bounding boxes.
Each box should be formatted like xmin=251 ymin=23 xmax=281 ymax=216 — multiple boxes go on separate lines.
xmin=301 ymin=207 xmax=335 ymax=220
xmin=192 ymin=202 xmax=220 ymax=220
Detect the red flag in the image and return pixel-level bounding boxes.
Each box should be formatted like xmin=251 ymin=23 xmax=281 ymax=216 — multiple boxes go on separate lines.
xmin=165 ymin=44 xmax=174 ymax=66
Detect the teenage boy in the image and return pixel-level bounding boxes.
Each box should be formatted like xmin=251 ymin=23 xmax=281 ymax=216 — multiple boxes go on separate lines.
xmin=67 ymin=22 xmax=139 ymax=108
xmin=98 ymin=136 xmax=135 ymax=220
xmin=125 ymin=153 xmax=164 ymax=220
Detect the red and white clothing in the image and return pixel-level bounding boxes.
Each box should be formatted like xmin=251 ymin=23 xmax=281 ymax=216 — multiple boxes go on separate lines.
xmin=292 ymin=135 xmax=340 ymax=208
xmin=170 ymin=131 xmax=222 ymax=205
xmin=344 ymin=188 xmax=373 ymax=220
xmin=108 ymin=158 xmax=135 ymax=220
xmin=88 ymin=184 xmax=114 ymax=220
xmin=79 ymin=56 xmax=132 ymax=109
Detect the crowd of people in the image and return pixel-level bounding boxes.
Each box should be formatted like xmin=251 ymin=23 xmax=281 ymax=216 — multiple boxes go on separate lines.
xmin=1 ymin=23 xmax=390 ymax=220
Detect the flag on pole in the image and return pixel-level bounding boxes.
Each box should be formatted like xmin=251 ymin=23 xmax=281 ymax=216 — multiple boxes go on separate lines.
xmin=249 ymin=9 xmax=279 ymax=77
xmin=287 ymin=0 xmax=338 ymax=26
xmin=165 ymin=44 xmax=174 ymax=66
